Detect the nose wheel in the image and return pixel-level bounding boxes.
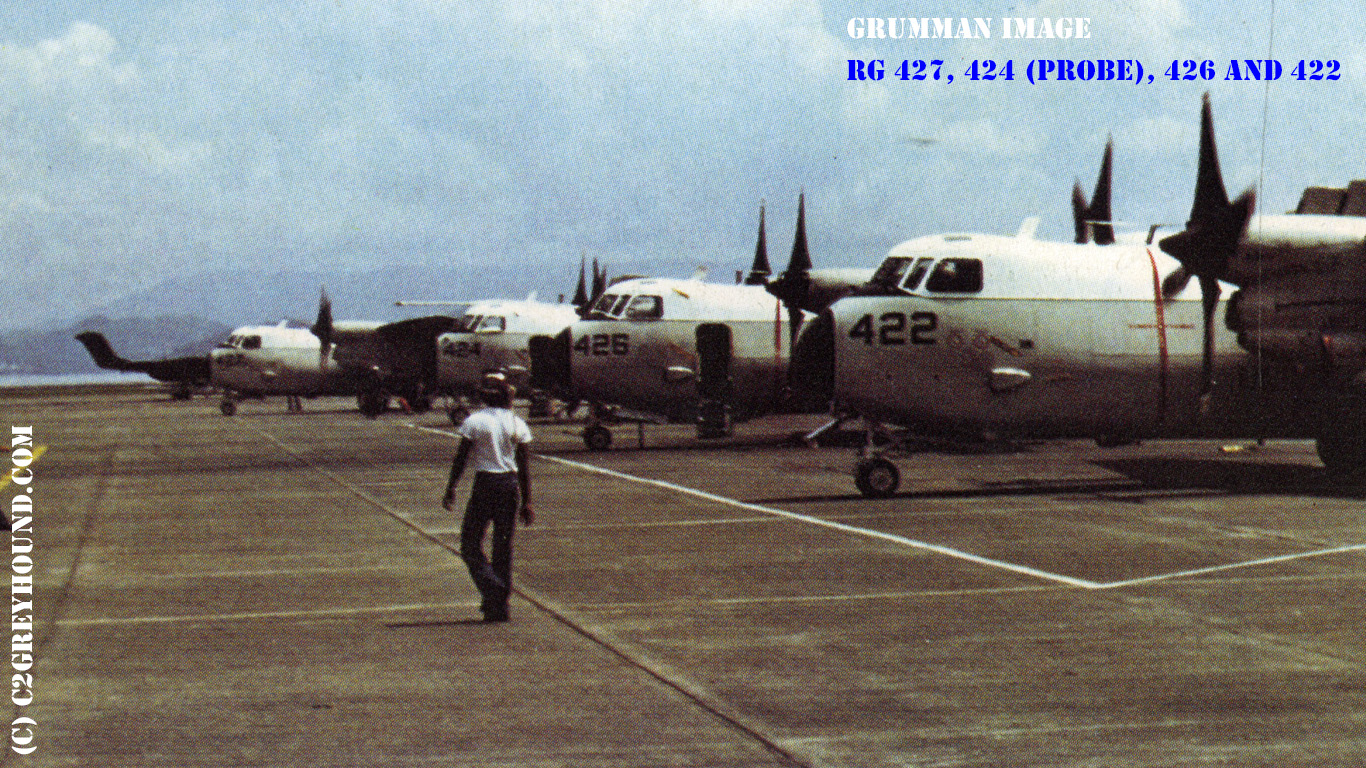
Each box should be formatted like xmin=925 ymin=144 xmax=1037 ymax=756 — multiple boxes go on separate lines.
xmin=583 ymin=423 xmax=612 ymax=451
xmin=854 ymin=457 xmax=900 ymax=498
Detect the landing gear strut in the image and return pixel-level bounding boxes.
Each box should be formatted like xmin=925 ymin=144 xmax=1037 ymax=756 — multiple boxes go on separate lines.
xmin=852 ymin=418 xmax=902 ymax=498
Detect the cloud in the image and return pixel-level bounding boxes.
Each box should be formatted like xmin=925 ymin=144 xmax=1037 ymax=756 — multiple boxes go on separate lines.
xmin=1 ymin=2 xmax=1365 ymax=329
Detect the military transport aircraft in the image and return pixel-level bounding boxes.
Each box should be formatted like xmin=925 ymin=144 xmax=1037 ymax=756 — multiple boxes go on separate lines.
xmin=779 ymin=94 xmax=1366 ymax=497
xmin=530 ymin=197 xmax=874 ymax=449
xmin=211 ymin=292 xmax=457 ymax=416
xmin=74 ymin=331 xmax=213 ymax=399
xmin=432 ymin=293 xmax=582 ymax=422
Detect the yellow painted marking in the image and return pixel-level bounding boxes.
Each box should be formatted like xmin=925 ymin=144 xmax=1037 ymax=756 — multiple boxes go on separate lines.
xmin=0 ymin=444 xmax=47 ymax=493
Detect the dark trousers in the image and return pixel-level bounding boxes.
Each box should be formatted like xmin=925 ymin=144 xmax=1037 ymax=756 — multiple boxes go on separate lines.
xmin=460 ymin=472 xmax=519 ymax=612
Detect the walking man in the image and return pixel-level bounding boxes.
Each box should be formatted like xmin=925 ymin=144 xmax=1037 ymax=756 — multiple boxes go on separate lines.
xmin=442 ymin=373 xmax=534 ymax=622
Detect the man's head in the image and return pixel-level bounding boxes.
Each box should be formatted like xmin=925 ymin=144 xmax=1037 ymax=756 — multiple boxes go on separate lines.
xmin=479 ymin=372 xmax=514 ymax=408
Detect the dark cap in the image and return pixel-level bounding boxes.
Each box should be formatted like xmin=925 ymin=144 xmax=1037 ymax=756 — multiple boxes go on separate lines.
xmin=479 ymin=372 xmax=513 ymax=402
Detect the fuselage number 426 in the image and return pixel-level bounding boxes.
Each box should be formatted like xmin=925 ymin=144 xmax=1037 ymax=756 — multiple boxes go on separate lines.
xmin=848 ymin=311 xmax=937 ymax=346
xmin=574 ymin=333 xmax=630 ymax=356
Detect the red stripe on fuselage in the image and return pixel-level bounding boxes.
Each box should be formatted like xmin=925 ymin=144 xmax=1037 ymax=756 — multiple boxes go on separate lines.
xmin=1145 ymin=249 xmax=1170 ymax=423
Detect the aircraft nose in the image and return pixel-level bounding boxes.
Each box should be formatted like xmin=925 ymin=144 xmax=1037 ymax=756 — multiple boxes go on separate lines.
xmin=789 ymin=308 xmax=835 ymax=410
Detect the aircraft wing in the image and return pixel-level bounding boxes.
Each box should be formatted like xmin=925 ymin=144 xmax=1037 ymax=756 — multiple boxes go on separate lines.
xmin=327 ymin=315 xmax=459 ymax=383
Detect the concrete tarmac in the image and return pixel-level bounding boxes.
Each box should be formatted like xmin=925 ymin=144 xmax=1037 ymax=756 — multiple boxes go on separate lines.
xmin=5 ymin=387 xmax=1366 ymax=766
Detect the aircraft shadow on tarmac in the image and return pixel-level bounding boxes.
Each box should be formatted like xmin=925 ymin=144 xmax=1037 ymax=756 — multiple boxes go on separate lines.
xmin=1090 ymin=456 xmax=1366 ymax=501
xmin=751 ymin=455 xmax=1365 ymax=505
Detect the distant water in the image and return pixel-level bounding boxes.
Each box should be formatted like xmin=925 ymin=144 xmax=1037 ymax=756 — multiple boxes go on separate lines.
xmin=0 ymin=372 xmax=156 ymax=388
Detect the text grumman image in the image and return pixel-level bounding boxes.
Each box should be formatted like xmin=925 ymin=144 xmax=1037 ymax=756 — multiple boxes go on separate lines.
xmin=1 ymin=2 xmax=1364 ymax=766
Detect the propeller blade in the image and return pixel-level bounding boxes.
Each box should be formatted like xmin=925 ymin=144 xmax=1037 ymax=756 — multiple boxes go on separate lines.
xmin=1160 ymin=266 xmax=1191 ymax=300
xmin=309 ymin=288 xmax=333 ymax=370
xmin=1156 ymin=94 xmax=1256 ymax=406
xmin=765 ymin=194 xmax=815 ymax=350
xmin=1198 ymin=274 xmax=1221 ymax=402
xmin=1190 ymin=93 xmax=1231 ymax=227
xmin=582 ymin=257 xmax=605 ymax=317
xmin=743 ymin=204 xmax=771 ymax=285
xmin=572 ymin=255 xmax=588 ymax=308
xmin=1089 ymin=138 xmax=1115 ymax=245
xmin=1071 ymin=181 xmax=1089 ymax=244
xmin=788 ymin=192 xmax=812 ymax=273
xmin=1072 ymin=138 xmax=1114 ymax=245
xmin=786 ymin=304 xmax=805 ymax=356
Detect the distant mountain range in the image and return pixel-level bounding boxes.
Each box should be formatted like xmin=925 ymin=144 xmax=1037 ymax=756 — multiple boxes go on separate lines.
xmin=2 ymin=264 xmax=585 ymax=374
xmin=0 ymin=315 xmax=233 ymax=375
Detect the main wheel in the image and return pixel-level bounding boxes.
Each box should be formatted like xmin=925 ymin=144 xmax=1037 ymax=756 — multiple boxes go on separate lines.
xmin=583 ymin=424 xmax=612 ymax=451
xmin=854 ymin=457 xmax=900 ymax=498
xmin=358 ymin=390 xmax=389 ymax=418
xmin=219 ymin=399 xmax=237 ymax=417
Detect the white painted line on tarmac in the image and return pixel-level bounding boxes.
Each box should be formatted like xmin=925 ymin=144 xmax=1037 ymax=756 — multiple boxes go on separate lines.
xmin=1099 ymin=543 xmax=1366 ymax=589
xmin=409 ymin=423 xmax=1366 ymax=591
xmin=414 ymin=423 xmax=1096 ymax=587
xmin=534 ymin=453 xmax=1102 ymax=589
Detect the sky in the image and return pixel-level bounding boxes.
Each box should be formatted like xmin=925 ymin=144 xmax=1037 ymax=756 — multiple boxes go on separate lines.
xmin=1 ymin=0 xmax=1363 ymax=329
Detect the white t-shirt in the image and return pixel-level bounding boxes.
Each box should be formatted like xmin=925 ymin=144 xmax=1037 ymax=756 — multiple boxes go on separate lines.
xmin=457 ymin=407 xmax=533 ymax=473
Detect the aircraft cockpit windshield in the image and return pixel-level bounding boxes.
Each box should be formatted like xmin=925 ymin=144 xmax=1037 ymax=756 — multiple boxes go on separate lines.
xmin=454 ymin=314 xmax=482 ymax=333
xmin=218 ymin=334 xmax=263 ymax=350
xmin=588 ymin=293 xmax=661 ymax=320
xmin=475 ymin=315 xmax=506 ymax=333
xmin=624 ymin=295 xmax=663 ymax=320
xmin=924 ymin=258 xmax=984 ymax=293
xmin=869 ymin=256 xmax=937 ymax=294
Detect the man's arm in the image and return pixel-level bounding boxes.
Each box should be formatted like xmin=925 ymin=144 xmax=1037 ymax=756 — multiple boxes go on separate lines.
xmin=441 ymin=438 xmax=472 ymax=511
xmin=515 ymin=442 xmax=533 ymax=525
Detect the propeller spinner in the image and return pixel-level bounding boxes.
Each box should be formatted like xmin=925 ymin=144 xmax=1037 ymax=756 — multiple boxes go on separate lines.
xmin=1157 ymin=93 xmax=1255 ymax=404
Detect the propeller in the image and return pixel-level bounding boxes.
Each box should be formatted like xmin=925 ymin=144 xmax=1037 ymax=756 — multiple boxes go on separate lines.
xmin=309 ymin=288 xmax=334 ymax=371
xmin=743 ymin=203 xmax=771 ymax=285
xmin=1157 ymin=93 xmax=1255 ymax=405
xmin=765 ymin=193 xmax=814 ymax=349
xmin=1072 ymin=137 xmax=1115 ymax=245
xmin=571 ymin=255 xmax=589 ymax=309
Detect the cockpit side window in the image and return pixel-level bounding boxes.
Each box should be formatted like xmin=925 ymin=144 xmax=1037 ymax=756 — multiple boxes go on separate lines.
xmin=476 ymin=315 xmax=506 ymax=333
xmin=901 ymin=258 xmax=935 ymax=291
xmin=924 ymin=258 xmax=984 ymax=293
xmin=624 ymin=295 xmax=663 ymax=320
xmin=242 ymin=335 xmax=263 ymax=350
xmin=455 ymin=314 xmax=482 ymax=333
xmin=870 ymin=257 xmax=912 ymax=290
xmin=610 ymin=295 xmax=631 ymax=316
xmin=591 ymin=294 xmax=618 ymax=316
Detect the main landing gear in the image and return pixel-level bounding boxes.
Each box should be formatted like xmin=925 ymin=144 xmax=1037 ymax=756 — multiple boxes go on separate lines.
xmin=357 ymin=389 xmax=390 ymax=419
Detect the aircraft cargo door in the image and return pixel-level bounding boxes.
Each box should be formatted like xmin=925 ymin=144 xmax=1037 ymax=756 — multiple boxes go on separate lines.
xmin=696 ymin=323 xmax=732 ymax=438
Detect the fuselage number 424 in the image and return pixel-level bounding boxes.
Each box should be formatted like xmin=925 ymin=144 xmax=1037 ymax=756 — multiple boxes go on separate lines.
xmin=848 ymin=311 xmax=937 ymax=346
